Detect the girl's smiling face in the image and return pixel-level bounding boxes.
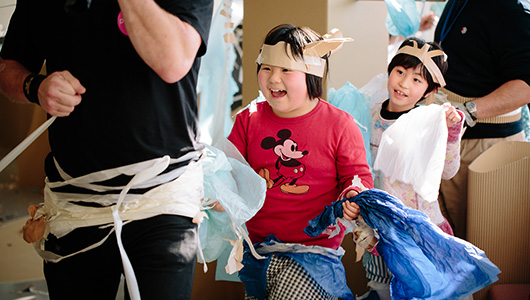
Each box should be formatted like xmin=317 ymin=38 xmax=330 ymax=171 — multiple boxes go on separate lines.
xmin=258 ymin=64 xmax=317 ymax=118
xmin=387 ymin=65 xmax=431 ymax=112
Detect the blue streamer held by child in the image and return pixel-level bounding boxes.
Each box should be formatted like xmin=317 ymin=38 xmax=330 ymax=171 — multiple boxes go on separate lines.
xmin=304 ymin=189 xmax=500 ymax=300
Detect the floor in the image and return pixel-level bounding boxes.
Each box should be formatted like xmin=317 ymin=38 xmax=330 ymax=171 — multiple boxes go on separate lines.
xmin=0 ymin=147 xmax=50 ymax=300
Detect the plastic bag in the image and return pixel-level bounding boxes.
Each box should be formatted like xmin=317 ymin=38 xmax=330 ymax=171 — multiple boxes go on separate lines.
xmin=518 ymin=0 xmax=530 ymax=13
xmin=199 ymin=138 xmax=266 ymax=263
xmin=304 ymin=189 xmax=500 ymax=300
xmin=384 ymin=0 xmax=420 ymax=37
xmin=304 ymin=198 xmax=344 ymax=238
xmin=373 ymin=104 xmax=447 ymax=203
xmin=359 ymin=73 xmax=389 ymax=112
xmin=328 ymin=82 xmax=372 ymax=166
xmin=353 ymin=189 xmax=500 ymax=300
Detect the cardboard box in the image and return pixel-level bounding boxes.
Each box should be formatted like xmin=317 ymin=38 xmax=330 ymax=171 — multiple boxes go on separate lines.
xmin=468 ymin=141 xmax=530 ymax=300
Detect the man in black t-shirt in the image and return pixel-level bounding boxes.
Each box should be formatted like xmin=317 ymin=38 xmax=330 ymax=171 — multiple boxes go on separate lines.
xmin=0 ymin=0 xmax=213 ymax=299
xmin=434 ymin=0 xmax=530 ymax=239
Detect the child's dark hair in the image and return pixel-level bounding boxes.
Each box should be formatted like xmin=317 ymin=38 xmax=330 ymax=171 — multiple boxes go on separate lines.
xmin=257 ymin=24 xmax=328 ymax=99
xmin=388 ymin=37 xmax=448 ymax=97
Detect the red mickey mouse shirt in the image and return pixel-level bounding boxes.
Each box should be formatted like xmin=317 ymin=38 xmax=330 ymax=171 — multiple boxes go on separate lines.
xmin=228 ymin=99 xmax=373 ymax=249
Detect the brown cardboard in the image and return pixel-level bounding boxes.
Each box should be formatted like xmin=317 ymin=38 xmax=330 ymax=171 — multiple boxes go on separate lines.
xmin=467 ymin=141 xmax=530 ymax=300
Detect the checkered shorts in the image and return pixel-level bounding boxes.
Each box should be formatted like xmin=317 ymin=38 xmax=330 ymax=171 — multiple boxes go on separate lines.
xmin=245 ymin=255 xmax=338 ymax=300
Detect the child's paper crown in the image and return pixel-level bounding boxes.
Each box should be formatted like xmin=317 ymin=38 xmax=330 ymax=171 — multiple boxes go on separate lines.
xmin=395 ymin=40 xmax=447 ymax=87
xmin=256 ymin=28 xmax=353 ymax=78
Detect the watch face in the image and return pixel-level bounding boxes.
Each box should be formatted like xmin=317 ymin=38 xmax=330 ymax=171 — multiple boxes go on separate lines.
xmin=465 ymin=101 xmax=477 ymax=118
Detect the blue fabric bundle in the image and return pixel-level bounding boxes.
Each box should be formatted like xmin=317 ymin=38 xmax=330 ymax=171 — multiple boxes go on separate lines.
xmin=304 ymin=200 xmax=344 ymax=238
xmin=304 ymin=189 xmax=501 ymax=300
xmin=238 ymin=235 xmax=354 ymax=300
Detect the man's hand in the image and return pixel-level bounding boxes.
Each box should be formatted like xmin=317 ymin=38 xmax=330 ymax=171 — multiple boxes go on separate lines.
xmin=419 ymin=12 xmax=436 ymax=32
xmin=39 ymin=71 xmax=85 ymax=117
xmin=211 ymin=201 xmax=226 ymax=212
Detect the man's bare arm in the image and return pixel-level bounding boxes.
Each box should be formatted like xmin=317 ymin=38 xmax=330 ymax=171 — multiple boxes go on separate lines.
xmin=0 ymin=57 xmax=85 ymax=117
xmin=0 ymin=58 xmax=32 ymax=104
xmin=117 ymin=0 xmax=203 ymax=83
xmin=475 ymin=79 xmax=530 ymax=119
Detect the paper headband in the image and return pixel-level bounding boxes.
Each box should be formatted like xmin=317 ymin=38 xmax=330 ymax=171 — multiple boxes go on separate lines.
xmin=395 ymin=40 xmax=447 ymax=87
xmin=256 ymin=28 xmax=353 ymax=77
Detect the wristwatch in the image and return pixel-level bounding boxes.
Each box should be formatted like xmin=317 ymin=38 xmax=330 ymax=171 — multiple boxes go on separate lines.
xmin=457 ymin=101 xmax=477 ymax=127
xmin=464 ymin=101 xmax=478 ymax=121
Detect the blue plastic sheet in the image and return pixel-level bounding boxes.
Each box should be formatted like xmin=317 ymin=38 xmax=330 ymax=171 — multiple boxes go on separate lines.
xmin=304 ymin=189 xmax=500 ymax=300
xmin=384 ymin=0 xmax=421 ymax=37
xmin=521 ymin=104 xmax=530 ymax=141
xmin=430 ymin=2 xmax=448 ymax=17
xmin=304 ymin=200 xmax=344 ymax=238
xmin=238 ymin=235 xmax=354 ymax=300
xmin=328 ymin=82 xmax=372 ymax=167
xmin=199 ymin=140 xmax=266 ymax=264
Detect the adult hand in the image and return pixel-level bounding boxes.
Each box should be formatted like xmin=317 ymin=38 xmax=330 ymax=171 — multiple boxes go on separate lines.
xmin=211 ymin=201 xmax=226 ymax=212
xmin=419 ymin=12 xmax=436 ymax=32
xmin=38 ymin=71 xmax=85 ymax=117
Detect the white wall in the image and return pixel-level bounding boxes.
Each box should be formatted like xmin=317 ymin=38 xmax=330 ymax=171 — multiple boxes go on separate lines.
xmin=0 ymin=0 xmax=16 ymax=38
xmin=327 ymin=0 xmax=389 ymax=90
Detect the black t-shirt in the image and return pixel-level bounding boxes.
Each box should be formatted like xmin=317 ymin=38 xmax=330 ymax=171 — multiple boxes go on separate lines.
xmin=434 ymin=0 xmax=530 ymax=138
xmin=434 ymin=0 xmax=530 ymax=97
xmin=2 ymin=0 xmax=213 ymax=183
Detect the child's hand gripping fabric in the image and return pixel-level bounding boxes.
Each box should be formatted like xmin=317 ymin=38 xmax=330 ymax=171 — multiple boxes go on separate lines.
xmin=443 ymin=102 xmax=463 ymax=127
xmin=306 ymin=189 xmax=500 ymax=300
xmin=342 ymin=190 xmax=360 ymax=221
xmin=343 ymin=191 xmax=380 ymax=253
xmin=305 ymin=189 xmax=379 ymax=254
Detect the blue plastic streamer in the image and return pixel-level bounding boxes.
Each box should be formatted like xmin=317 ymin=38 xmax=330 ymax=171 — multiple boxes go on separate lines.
xmin=328 ymin=82 xmax=372 ymax=168
xmin=384 ymin=0 xmax=421 ymax=37
xmin=304 ymin=189 xmax=500 ymax=300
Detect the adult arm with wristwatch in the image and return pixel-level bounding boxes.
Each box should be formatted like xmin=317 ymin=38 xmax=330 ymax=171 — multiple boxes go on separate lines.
xmin=0 ymin=0 xmax=85 ymax=116
xmin=435 ymin=0 xmax=530 ymax=131
xmin=460 ymin=80 xmax=530 ymax=127
xmin=0 ymin=0 xmax=203 ymax=115
xmin=0 ymin=58 xmax=84 ymax=117
xmin=433 ymin=0 xmax=530 ymax=239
